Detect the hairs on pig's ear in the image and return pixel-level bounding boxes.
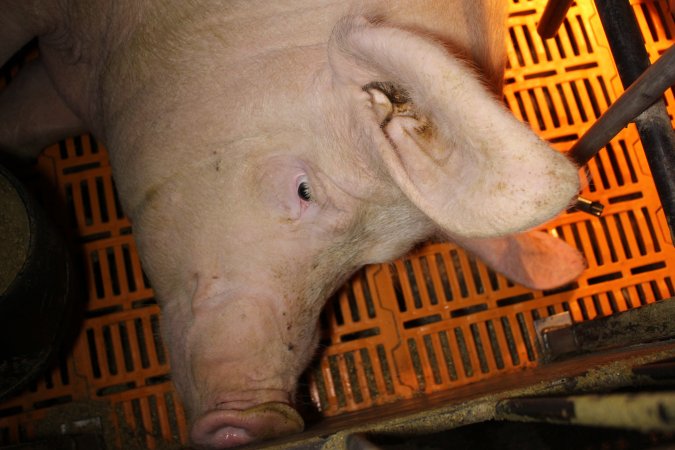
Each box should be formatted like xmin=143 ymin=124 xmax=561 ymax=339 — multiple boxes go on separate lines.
xmin=328 ymin=16 xmax=580 ymax=239
xmin=579 ymin=164 xmax=592 ymax=194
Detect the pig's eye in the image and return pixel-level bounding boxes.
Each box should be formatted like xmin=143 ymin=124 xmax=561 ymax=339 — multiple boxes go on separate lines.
xmin=297 ymin=181 xmax=312 ymax=202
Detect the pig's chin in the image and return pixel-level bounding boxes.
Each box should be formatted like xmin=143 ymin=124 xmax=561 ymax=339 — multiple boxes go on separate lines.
xmin=191 ymin=401 xmax=304 ymax=449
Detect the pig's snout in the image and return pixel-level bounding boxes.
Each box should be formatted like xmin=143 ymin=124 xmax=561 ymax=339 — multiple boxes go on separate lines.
xmin=190 ymin=402 xmax=305 ymax=449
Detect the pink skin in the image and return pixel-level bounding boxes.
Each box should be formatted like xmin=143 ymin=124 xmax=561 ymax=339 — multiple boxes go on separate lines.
xmin=1 ymin=2 xmax=586 ymax=448
xmin=192 ymin=404 xmax=303 ymax=448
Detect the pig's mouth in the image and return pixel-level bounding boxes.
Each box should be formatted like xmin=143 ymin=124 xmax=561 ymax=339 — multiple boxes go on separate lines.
xmin=191 ymin=401 xmax=304 ymax=449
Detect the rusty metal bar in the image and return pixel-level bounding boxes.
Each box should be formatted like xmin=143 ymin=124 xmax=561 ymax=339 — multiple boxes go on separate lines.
xmin=537 ymin=299 xmax=675 ymax=362
xmin=496 ymin=392 xmax=675 ymax=431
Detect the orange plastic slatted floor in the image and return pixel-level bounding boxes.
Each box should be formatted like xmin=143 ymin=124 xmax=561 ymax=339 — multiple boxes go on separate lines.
xmin=1 ymin=0 xmax=674 ymax=448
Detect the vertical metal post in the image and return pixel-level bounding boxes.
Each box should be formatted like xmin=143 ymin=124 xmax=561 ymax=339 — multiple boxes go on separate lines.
xmin=593 ymin=0 xmax=675 ymax=243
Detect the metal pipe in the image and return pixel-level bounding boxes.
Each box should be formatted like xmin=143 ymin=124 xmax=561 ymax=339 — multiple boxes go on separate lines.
xmin=497 ymin=392 xmax=675 ymax=431
xmin=537 ymin=0 xmax=574 ymax=39
xmin=587 ymin=0 xmax=675 ymax=242
xmin=567 ymin=44 xmax=675 ymax=167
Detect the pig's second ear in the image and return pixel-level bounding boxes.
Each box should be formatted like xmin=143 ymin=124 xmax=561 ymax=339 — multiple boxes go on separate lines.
xmin=328 ymin=16 xmax=580 ymax=239
xmin=454 ymin=231 xmax=586 ymax=290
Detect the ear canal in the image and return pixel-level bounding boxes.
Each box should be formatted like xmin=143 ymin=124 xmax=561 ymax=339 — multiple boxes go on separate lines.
xmin=329 ymin=16 xmax=580 ymax=239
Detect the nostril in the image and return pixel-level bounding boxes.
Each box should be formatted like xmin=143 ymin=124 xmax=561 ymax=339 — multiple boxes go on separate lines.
xmin=191 ymin=402 xmax=305 ymax=449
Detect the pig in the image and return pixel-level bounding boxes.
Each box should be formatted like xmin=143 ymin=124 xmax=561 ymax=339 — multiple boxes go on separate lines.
xmin=0 ymin=0 xmax=586 ymax=447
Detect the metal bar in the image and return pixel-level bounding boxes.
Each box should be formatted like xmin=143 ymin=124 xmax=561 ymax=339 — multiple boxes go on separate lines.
xmin=567 ymin=44 xmax=675 ymax=167
xmin=537 ymin=0 xmax=575 ymax=39
xmin=496 ymin=392 xmax=675 ymax=431
xmin=538 ymin=299 xmax=675 ymax=362
xmin=588 ymin=0 xmax=675 ymax=243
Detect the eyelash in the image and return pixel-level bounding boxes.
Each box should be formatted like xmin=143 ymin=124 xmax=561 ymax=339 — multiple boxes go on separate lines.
xmin=297 ymin=180 xmax=312 ymax=202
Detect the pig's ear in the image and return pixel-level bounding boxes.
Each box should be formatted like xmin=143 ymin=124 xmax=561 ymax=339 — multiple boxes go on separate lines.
xmin=328 ymin=16 xmax=580 ymax=239
xmin=454 ymin=231 xmax=587 ymax=290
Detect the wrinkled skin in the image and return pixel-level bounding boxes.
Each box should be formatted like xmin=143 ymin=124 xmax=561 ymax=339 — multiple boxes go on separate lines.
xmin=0 ymin=1 xmax=586 ymax=448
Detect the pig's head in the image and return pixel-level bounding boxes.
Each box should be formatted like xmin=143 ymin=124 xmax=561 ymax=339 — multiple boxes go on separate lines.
xmin=125 ymin=16 xmax=582 ymax=449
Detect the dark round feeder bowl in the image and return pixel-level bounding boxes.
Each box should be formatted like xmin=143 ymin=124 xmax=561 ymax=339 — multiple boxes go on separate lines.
xmin=0 ymin=164 xmax=78 ymax=400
